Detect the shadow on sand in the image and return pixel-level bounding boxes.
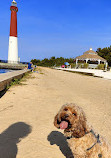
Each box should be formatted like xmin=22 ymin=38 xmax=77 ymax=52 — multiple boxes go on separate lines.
xmin=48 ymin=131 xmax=74 ymax=158
xmin=0 ymin=88 xmax=8 ymax=98
xmin=0 ymin=122 xmax=32 ymax=158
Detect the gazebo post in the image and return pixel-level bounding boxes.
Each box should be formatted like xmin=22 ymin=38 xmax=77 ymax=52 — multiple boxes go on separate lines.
xmin=76 ymin=59 xmax=78 ymax=65
xmin=86 ymin=59 xmax=88 ymax=64
xmin=105 ymin=62 xmax=108 ymax=71
xmin=98 ymin=59 xmax=101 ymax=65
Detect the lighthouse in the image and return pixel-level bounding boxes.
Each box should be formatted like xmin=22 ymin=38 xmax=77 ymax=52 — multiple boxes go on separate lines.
xmin=8 ymin=0 xmax=19 ymax=64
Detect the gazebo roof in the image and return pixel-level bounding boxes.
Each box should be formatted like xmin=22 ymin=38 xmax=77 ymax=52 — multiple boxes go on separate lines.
xmin=76 ymin=48 xmax=106 ymax=62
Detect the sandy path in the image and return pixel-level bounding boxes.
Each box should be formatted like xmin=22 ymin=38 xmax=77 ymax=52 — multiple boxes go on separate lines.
xmin=0 ymin=67 xmax=111 ymax=158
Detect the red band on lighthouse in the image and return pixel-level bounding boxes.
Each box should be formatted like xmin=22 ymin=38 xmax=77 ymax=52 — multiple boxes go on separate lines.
xmin=10 ymin=6 xmax=18 ymax=37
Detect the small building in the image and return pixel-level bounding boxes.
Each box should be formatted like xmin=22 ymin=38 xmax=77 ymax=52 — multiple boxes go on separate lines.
xmin=75 ymin=48 xmax=107 ymax=68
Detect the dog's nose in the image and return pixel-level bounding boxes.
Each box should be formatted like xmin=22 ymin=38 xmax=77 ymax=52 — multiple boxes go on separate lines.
xmin=64 ymin=114 xmax=69 ymax=118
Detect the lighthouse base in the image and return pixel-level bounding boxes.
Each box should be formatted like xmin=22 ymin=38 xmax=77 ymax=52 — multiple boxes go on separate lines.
xmin=8 ymin=36 xmax=18 ymax=64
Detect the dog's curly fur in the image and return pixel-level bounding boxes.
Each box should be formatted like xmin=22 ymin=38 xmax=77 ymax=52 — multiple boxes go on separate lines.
xmin=54 ymin=103 xmax=111 ymax=158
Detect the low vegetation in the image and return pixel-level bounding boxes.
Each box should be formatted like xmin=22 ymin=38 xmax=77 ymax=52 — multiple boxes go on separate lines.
xmin=97 ymin=64 xmax=105 ymax=70
xmin=7 ymin=71 xmax=33 ymax=89
xmin=81 ymin=63 xmax=89 ymax=69
xmin=7 ymin=67 xmax=44 ymax=90
xmin=70 ymin=63 xmax=76 ymax=68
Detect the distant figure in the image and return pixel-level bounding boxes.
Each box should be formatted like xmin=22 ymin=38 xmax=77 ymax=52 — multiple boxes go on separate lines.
xmin=61 ymin=65 xmax=65 ymax=68
xmin=28 ymin=62 xmax=33 ymax=71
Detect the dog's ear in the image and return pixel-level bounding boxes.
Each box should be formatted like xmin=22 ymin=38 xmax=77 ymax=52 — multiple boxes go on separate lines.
xmin=72 ymin=111 xmax=90 ymax=138
xmin=79 ymin=112 xmax=91 ymax=134
xmin=54 ymin=114 xmax=60 ymax=128
xmin=78 ymin=112 xmax=88 ymax=137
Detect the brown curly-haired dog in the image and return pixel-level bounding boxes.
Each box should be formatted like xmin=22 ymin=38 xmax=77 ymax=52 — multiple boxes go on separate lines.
xmin=54 ymin=103 xmax=111 ymax=158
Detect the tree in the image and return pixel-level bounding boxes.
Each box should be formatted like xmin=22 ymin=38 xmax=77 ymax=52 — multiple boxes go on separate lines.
xmin=31 ymin=59 xmax=41 ymax=65
xmin=97 ymin=46 xmax=111 ymax=66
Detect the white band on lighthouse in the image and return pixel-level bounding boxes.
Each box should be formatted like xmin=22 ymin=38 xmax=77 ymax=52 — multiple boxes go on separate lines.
xmin=8 ymin=36 xmax=18 ymax=63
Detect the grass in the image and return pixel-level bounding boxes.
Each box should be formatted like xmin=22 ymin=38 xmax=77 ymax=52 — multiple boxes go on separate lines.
xmin=6 ymin=78 xmax=24 ymax=90
xmin=35 ymin=67 xmax=44 ymax=74
xmin=21 ymin=71 xmax=35 ymax=82
xmin=7 ymin=67 xmax=44 ymax=90
xmin=6 ymin=71 xmax=34 ymax=89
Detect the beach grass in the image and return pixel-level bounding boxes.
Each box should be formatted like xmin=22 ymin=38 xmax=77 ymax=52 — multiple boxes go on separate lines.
xmin=6 ymin=67 xmax=44 ymax=90
xmin=6 ymin=71 xmax=33 ymax=89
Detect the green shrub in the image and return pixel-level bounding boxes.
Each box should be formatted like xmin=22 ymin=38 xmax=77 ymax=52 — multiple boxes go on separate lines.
xmin=97 ymin=64 xmax=105 ymax=70
xmin=77 ymin=63 xmax=82 ymax=68
xmin=70 ymin=63 xmax=76 ymax=68
xmin=81 ymin=63 xmax=89 ymax=68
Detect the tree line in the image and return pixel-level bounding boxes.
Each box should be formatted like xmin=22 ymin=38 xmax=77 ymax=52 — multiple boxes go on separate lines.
xmin=31 ymin=56 xmax=75 ymax=67
xmin=31 ymin=46 xmax=111 ymax=67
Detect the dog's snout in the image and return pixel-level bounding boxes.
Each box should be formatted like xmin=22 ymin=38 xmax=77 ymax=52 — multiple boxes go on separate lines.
xmin=64 ymin=114 xmax=69 ymax=118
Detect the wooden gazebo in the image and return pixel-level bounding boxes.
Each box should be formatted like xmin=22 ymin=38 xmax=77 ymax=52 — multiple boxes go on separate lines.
xmin=75 ymin=48 xmax=107 ymax=67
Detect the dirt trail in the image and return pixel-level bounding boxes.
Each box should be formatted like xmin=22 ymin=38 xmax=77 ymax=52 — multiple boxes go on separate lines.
xmin=0 ymin=67 xmax=111 ymax=158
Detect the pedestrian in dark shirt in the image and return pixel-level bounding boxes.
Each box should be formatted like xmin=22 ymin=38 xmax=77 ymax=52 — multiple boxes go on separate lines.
xmin=27 ymin=62 xmax=33 ymax=71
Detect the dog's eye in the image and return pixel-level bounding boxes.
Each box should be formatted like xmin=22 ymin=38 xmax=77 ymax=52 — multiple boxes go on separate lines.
xmin=64 ymin=108 xmax=68 ymax=111
xmin=73 ymin=113 xmax=77 ymax=116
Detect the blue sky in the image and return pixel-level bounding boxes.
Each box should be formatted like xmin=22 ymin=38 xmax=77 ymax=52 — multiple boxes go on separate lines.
xmin=0 ymin=0 xmax=111 ymax=62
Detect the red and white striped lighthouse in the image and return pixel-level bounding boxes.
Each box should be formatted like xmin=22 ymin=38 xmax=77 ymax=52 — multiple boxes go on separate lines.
xmin=8 ymin=0 xmax=19 ymax=63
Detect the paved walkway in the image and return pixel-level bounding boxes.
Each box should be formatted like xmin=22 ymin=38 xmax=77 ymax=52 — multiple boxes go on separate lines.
xmin=56 ymin=68 xmax=111 ymax=80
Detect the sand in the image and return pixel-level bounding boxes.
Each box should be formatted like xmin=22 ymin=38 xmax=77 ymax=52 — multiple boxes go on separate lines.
xmin=0 ymin=67 xmax=111 ymax=158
